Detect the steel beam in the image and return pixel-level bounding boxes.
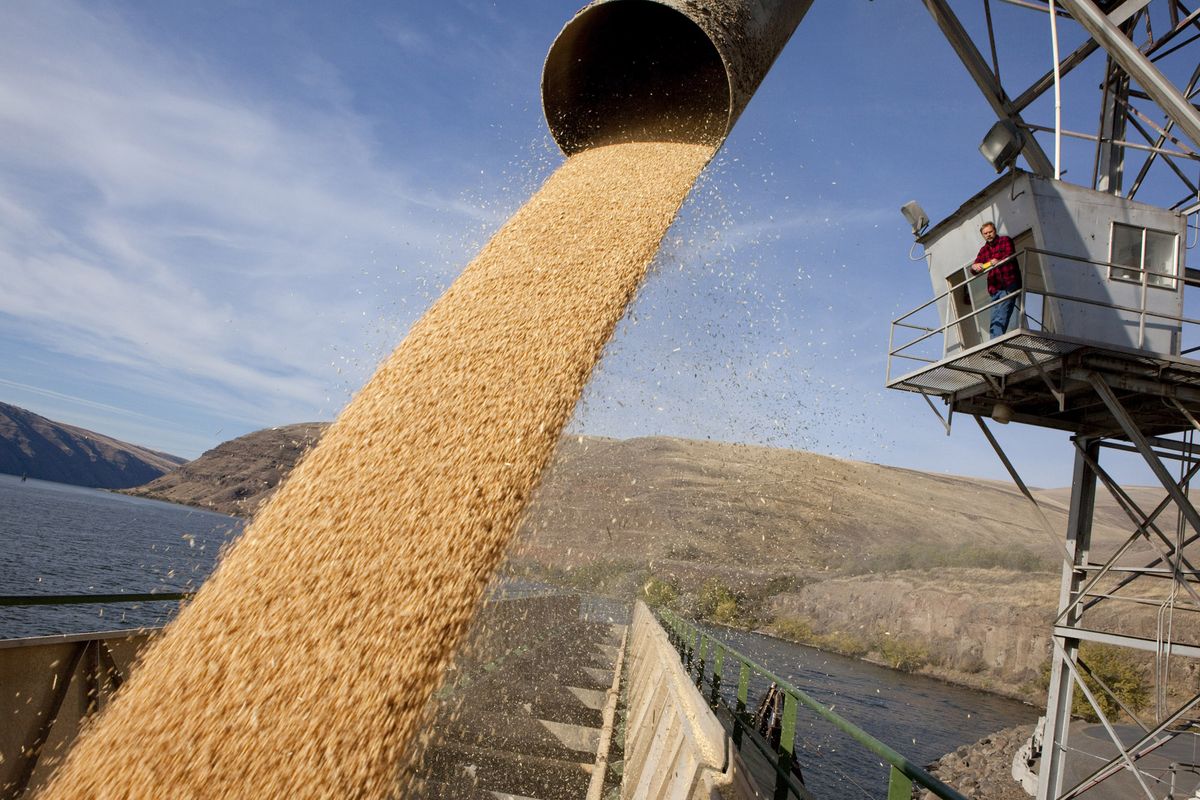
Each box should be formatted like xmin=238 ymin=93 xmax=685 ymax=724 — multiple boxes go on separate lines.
xmin=919 ymin=0 xmax=1056 ymax=176
xmin=1013 ymin=39 xmax=1100 ymax=112
xmin=1056 ymin=0 xmax=1200 ymax=148
xmin=1089 ymin=373 xmax=1200 ymax=539
xmin=1038 ymin=438 xmax=1098 ymax=800
xmin=1052 ymin=625 xmax=1200 ymax=658
xmin=1061 ymin=693 xmax=1200 ymax=799
xmin=1096 ymin=60 xmax=1131 ymax=193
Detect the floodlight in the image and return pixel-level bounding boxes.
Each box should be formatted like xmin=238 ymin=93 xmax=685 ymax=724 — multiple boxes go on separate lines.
xmin=992 ymin=402 xmax=1013 ymax=424
xmin=979 ymin=120 xmax=1025 ymax=173
xmin=900 ymin=200 xmax=929 ymax=237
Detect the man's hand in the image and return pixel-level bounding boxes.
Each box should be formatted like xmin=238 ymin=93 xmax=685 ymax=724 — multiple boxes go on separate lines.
xmin=971 ymin=261 xmax=988 ymax=274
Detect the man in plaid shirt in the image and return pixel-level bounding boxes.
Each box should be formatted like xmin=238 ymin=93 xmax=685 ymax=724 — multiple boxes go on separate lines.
xmin=970 ymin=221 xmax=1020 ymax=338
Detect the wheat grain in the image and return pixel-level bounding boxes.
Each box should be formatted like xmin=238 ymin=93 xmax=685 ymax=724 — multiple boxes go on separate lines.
xmin=38 ymin=140 xmax=713 ymax=799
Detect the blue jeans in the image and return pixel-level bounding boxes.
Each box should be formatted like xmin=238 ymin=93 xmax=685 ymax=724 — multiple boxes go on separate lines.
xmin=989 ymin=287 xmax=1018 ymax=339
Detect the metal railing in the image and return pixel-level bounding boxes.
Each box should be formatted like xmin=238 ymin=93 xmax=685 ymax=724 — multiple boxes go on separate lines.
xmin=657 ymin=608 xmax=970 ymax=800
xmin=887 ymin=247 xmax=1200 ymax=385
xmin=0 ymin=592 xmax=192 ymax=607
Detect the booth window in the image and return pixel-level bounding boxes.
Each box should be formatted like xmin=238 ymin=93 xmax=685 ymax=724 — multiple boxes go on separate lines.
xmin=1110 ymin=222 xmax=1179 ymax=289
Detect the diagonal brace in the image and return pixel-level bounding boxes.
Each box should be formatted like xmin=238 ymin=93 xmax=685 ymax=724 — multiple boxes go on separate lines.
xmin=1061 ymin=691 xmax=1200 ymax=799
xmin=1054 ymin=639 xmax=1158 ymax=799
xmin=974 ymin=415 xmax=1075 ymax=563
xmin=1077 ymin=458 xmax=1200 ymax=615
xmin=1072 ymin=443 xmax=1200 ymax=611
xmin=1089 ymin=373 xmax=1200 ymax=543
xmin=919 ymin=0 xmax=1056 ymax=176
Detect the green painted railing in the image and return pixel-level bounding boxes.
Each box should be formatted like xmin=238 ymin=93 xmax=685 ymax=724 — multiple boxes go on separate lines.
xmin=657 ymin=608 xmax=971 ymax=800
xmin=0 ymin=592 xmax=193 ymax=606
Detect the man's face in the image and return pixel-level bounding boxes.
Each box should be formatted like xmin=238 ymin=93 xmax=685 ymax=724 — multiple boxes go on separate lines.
xmin=982 ymin=225 xmax=997 ymax=242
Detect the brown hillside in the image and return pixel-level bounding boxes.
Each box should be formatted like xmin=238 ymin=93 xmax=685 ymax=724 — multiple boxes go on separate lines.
xmin=125 ymin=426 xmax=1168 ymax=698
xmin=0 ymin=401 xmax=184 ymax=489
xmin=125 ymin=423 xmax=327 ymax=515
xmin=512 ymin=435 xmax=1145 ymax=572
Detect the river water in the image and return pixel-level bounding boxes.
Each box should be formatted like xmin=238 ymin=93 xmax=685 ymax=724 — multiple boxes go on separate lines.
xmin=0 ymin=474 xmax=243 ymax=638
xmin=0 ymin=474 xmax=1036 ymax=795
xmin=707 ymin=625 xmax=1037 ymax=798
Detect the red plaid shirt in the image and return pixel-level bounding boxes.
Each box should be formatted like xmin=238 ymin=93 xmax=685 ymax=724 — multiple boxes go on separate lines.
xmin=975 ymin=235 xmax=1020 ymax=294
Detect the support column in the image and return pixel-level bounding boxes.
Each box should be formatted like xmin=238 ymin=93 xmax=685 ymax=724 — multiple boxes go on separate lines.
xmin=1038 ymin=437 xmax=1099 ymax=800
xmin=1095 ymin=62 xmax=1130 ymax=194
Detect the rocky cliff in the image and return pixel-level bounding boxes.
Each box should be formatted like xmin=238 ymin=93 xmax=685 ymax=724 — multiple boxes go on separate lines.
xmin=0 ymin=402 xmax=184 ymax=489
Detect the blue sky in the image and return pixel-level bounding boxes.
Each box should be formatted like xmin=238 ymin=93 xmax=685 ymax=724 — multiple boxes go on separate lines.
xmin=1 ymin=0 xmax=1196 ymax=488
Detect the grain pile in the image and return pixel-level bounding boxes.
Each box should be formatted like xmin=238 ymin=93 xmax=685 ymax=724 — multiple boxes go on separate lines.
xmin=39 ymin=139 xmax=714 ymax=799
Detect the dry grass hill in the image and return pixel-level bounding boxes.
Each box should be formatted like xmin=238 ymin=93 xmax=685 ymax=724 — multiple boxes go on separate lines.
xmin=127 ymin=427 xmax=1174 ymax=700
xmin=513 ymin=434 xmax=1153 ymax=572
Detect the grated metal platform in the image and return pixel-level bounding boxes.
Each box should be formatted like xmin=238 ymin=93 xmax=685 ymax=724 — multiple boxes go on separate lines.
xmin=887 ymin=328 xmax=1200 ymax=436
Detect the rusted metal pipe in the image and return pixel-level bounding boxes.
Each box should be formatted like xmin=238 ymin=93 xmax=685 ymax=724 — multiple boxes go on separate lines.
xmin=542 ymin=0 xmax=814 ymax=154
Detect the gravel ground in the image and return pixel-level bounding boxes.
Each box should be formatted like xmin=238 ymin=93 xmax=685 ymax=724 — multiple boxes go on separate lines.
xmin=919 ymin=724 xmax=1036 ymax=800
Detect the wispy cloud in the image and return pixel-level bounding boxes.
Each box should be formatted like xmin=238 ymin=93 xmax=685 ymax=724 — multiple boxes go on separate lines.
xmin=0 ymin=2 xmax=491 ymax=453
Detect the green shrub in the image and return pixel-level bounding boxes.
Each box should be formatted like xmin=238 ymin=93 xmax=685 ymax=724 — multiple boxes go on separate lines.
xmin=770 ymin=617 xmax=815 ymax=643
xmin=641 ymin=576 xmax=679 ymax=610
xmin=698 ymin=580 xmax=742 ymax=625
xmin=1038 ymin=643 xmax=1148 ymax=722
xmin=563 ymin=559 xmax=639 ymax=589
xmin=877 ymin=636 xmax=930 ymax=672
xmin=956 ymin=653 xmax=988 ymax=674
xmin=815 ymin=630 xmax=869 ymax=658
xmin=848 ymin=542 xmax=1054 ymax=574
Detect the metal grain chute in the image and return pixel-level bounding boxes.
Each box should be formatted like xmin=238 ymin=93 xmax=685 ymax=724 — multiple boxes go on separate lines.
xmin=542 ymin=0 xmax=814 ymax=154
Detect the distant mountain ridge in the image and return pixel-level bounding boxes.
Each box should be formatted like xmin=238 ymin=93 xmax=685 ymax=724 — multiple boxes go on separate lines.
xmin=0 ymin=402 xmax=185 ymax=489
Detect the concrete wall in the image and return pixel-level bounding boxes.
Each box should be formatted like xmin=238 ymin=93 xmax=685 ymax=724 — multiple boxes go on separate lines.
xmin=622 ymin=602 xmax=760 ymax=800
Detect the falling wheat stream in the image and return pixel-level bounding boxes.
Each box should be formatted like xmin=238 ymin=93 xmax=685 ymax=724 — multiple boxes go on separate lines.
xmin=39 ymin=140 xmax=714 ymax=799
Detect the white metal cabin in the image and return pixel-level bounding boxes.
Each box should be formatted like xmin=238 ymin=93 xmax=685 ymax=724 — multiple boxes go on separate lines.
xmin=888 ymin=170 xmax=1197 ymax=434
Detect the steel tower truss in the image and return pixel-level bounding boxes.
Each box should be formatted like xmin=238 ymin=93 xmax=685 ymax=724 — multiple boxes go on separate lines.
xmin=910 ymin=2 xmax=1200 ymax=797
xmin=976 ymin=379 xmax=1200 ymax=799
xmin=920 ymin=0 xmax=1200 ymax=213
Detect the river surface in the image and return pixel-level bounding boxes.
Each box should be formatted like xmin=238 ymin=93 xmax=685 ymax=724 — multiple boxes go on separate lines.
xmin=703 ymin=624 xmax=1037 ymax=798
xmin=0 ymin=474 xmax=1036 ymax=796
xmin=0 ymin=474 xmax=243 ymax=638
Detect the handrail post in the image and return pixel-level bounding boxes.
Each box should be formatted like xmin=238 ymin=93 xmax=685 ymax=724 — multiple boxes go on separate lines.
xmin=774 ymin=692 xmax=799 ymax=800
xmin=1019 ymin=256 xmax=1027 ymax=331
xmin=734 ymin=661 xmax=750 ymax=747
xmin=888 ymin=765 xmax=915 ymax=800
xmin=711 ymin=644 xmax=725 ymax=705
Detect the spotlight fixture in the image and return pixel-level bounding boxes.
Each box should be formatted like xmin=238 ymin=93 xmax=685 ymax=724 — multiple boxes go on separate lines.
xmin=979 ymin=120 xmax=1025 ymax=173
xmin=900 ymin=200 xmax=929 ymax=237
